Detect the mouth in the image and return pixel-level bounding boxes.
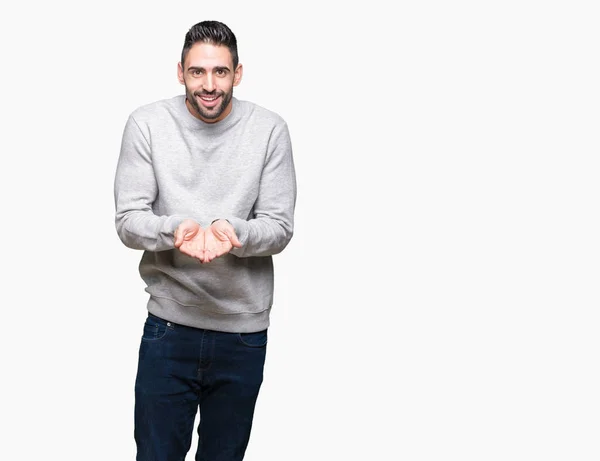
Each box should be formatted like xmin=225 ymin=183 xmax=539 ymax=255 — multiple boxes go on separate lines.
xmin=196 ymin=93 xmax=221 ymax=108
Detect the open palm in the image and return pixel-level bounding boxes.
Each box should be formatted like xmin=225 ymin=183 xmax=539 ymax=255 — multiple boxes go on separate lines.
xmin=202 ymin=226 xmax=236 ymax=263
xmin=174 ymin=219 xmax=206 ymax=260
xmin=174 ymin=219 xmax=241 ymax=263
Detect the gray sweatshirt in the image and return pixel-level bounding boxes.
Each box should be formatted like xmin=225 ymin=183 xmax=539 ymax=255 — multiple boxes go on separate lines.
xmin=114 ymin=95 xmax=296 ymax=332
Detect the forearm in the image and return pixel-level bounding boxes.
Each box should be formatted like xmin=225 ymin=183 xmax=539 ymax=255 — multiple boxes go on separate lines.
xmin=115 ymin=209 xmax=186 ymax=251
xmin=225 ymin=121 xmax=296 ymax=258
xmin=114 ymin=115 xmax=187 ymax=252
xmin=227 ymin=215 xmax=293 ymax=258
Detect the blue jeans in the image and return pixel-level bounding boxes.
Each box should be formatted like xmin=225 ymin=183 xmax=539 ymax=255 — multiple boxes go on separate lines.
xmin=134 ymin=313 xmax=267 ymax=461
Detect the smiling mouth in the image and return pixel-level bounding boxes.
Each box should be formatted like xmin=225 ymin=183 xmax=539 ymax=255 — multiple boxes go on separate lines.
xmin=196 ymin=93 xmax=221 ymax=108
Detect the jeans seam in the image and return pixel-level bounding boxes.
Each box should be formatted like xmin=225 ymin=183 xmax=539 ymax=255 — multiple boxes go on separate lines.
xmin=141 ymin=318 xmax=170 ymax=342
xmin=237 ymin=330 xmax=268 ymax=348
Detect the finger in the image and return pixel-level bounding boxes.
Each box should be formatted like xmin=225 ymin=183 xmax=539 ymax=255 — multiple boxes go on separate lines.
xmin=205 ymin=247 xmax=215 ymax=262
xmin=228 ymin=231 xmax=242 ymax=248
xmin=173 ymin=227 xmax=182 ymax=247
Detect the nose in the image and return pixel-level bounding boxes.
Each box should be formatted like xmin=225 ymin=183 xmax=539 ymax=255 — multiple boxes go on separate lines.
xmin=203 ymin=74 xmax=216 ymax=92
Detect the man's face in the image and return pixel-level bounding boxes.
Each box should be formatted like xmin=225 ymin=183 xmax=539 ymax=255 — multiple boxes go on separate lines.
xmin=178 ymin=42 xmax=243 ymax=123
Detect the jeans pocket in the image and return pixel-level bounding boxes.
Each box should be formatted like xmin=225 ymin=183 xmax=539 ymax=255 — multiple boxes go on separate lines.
xmin=237 ymin=329 xmax=268 ymax=348
xmin=141 ymin=315 xmax=169 ymax=341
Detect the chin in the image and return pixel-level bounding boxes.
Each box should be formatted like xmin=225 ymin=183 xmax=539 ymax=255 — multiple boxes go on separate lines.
xmin=200 ymin=107 xmax=224 ymax=120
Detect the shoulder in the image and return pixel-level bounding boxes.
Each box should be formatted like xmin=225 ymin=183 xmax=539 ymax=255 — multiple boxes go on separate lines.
xmin=128 ymin=95 xmax=183 ymax=124
xmin=236 ymin=98 xmax=288 ymax=129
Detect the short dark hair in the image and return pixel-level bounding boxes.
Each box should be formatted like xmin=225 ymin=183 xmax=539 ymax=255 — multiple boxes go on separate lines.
xmin=181 ymin=20 xmax=239 ymax=69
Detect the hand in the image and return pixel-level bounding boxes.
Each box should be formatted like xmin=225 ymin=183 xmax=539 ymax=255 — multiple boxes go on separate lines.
xmin=174 ymin=219 xmax=206 ymax=260
xmin=202 ymin=219 xmax=242 ymax=263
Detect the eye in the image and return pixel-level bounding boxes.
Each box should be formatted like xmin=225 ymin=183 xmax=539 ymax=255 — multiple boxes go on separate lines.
xmin=216 ymin=69 xmax=225 ymax=76
xmin=191 ymin=69 xmax=203 ymax=76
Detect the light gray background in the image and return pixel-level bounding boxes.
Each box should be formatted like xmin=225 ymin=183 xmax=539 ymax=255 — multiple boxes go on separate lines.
xmin=1 ymin=1 xmax=598 ymax=460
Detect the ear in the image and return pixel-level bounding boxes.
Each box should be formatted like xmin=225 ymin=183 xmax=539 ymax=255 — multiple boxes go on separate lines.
xmin=177 ymin=62 xmax=185 ymax=85
xmin=233 ymin=63 xmax=243 ymax=87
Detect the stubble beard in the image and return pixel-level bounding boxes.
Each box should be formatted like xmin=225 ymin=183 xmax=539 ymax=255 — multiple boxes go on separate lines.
xmin=186 ymin=86 xmax=233 ymax=121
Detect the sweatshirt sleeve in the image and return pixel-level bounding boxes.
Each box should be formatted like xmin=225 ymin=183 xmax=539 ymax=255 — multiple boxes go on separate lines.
xmin=114 ymin=115 xmax=186 ymax=251
xmin=227 ymin=121 xmax=297 ymax=258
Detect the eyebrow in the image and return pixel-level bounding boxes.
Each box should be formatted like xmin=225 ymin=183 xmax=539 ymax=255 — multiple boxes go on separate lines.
xmin=187 ymin=66 xmax=231 ymax=72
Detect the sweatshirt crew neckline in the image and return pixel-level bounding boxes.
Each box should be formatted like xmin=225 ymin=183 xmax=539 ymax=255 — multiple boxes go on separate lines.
xmin=176 ymin=94 xmax=243 ymax=132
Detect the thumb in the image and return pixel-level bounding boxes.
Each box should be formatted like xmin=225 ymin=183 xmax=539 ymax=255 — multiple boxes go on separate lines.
xmin=227 ymin=230 xmax=242 ymax=248
xmin=174 ymin=222 xmax=194 ymax=247
xmin=174 ymin=228 xmax=183 ymax=247
xmin=174 ymin=230 xmax=191 ymax=248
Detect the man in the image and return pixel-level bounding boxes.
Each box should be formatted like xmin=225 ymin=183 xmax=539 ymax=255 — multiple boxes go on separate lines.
xmin=114 ymin=20 xmax=296 ymax=461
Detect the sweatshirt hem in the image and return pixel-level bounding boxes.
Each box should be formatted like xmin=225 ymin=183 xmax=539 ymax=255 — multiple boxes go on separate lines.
xmin=146 ymin=297 xmax=271 ymax=333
